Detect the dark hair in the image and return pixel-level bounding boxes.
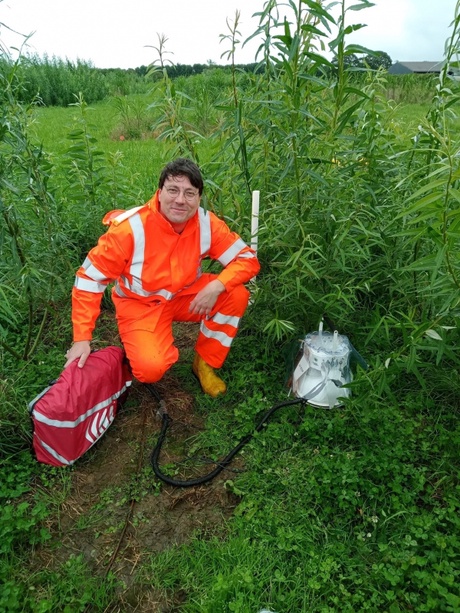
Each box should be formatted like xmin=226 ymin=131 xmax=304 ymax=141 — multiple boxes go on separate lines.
xmin=158 ymin=158 xmax=204 ymax=195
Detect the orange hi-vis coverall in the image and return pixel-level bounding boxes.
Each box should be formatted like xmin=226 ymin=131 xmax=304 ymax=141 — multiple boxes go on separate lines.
xmin=72 ymin=191 xmax=260 ymax=383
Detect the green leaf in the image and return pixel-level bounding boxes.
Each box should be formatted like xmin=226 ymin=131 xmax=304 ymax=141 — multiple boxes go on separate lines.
xmin=300 ymin=24 xmax=327 ymax=37
xmin=425 ymin=329 xmax=443 ymax=341
xmin=345 ymin=43 xmax=375 ymax=55
xmin=0 ymin=178 xmax=21 ymax=195
xmin=405 ymin=177 xmax=450 ymax=202
xmin=347 ymin=2 xmax=375 ymax=10
xmin=397 ymin=192 xmax=444 ymax=219
xmin=343 ymin=24 xmax=367 ymax=37
xmin=301 ymin=0 xmax=337 ymax=24
xmin=303 ymin=52 xmax=334 ymax=69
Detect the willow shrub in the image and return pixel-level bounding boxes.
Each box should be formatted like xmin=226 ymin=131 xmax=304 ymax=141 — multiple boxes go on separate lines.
xmin=0 ymin=67 xmax=73 ymax=362
xmin=0 ymin=60 xmax=143 ymax=454
xmin=9 ymin=54 xmax=110 ymax=106
xmin=385 ymin=73 xmax=441 ymax=104
xmin=149 ymin=0 xmax=460 ymax=398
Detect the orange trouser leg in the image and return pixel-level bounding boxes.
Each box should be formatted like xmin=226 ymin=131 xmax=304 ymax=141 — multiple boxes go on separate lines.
xmin=169 ymin=274 xmax=250 ymax=368
xmin=116 ymin=302 xmax=177 ymax=383
xmin=114 ymin=274 xmax=250 ymax=382
xmin=194 ymin=282 xmax=250 ymax=368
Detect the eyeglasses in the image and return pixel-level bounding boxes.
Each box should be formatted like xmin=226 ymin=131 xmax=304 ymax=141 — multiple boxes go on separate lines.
xmin=163 ymin=186 xmax=199 ymax=202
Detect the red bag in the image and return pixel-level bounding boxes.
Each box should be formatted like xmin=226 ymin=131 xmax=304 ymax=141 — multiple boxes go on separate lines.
xmin=29 ymin=346 xmax=132 ymax=467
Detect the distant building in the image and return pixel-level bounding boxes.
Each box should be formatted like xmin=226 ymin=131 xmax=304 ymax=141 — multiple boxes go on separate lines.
xmin=388 ymin=61 xmax=460 ymax=80
xmin=388 ymin=61 xmax=445 ymax=75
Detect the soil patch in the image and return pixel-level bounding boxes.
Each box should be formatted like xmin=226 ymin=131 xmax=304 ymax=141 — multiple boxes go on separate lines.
xmin=32 ymin=323 xmax=242 ymax=611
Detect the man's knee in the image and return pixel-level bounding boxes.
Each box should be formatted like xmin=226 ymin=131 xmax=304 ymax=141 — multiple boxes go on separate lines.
xmin=127 ymin=348 xmax=177 ymax=383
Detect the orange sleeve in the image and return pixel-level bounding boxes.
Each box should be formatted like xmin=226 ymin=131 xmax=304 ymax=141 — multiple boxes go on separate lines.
xmin=208 ymin=213 xmax=260 ymax=291
xmin=72 ymin=228 xmax=132 ymax=341
xmin=72 ymin=286 xmax=104 ymax=342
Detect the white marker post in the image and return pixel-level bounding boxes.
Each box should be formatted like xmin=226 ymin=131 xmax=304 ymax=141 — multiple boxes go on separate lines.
xmin=249 ymin=190 xmax=260 ymax=296
xmin=251 ymin=190 xmax=260 ymax=253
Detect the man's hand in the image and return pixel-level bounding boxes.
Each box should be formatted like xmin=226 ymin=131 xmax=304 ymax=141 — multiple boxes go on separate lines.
xmin=64 ymin=340 xmax=91 ymax=369
xmin=189 ymin=279 xmax=225 ymax=317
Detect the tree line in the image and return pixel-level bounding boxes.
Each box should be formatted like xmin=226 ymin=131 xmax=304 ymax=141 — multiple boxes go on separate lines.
xmin=0 ymin=50 xmax=393 ymax=108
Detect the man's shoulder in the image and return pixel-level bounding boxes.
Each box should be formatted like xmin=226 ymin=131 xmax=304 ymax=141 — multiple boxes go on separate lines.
xmin=102 ymin=205 xmax=150 ymax=228
xmin=198 ymin=207 xmax=228 ymax=227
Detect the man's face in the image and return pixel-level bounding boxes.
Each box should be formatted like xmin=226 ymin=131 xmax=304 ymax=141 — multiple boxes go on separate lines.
xmin=158 ymin=175 xmax=200 ymax=232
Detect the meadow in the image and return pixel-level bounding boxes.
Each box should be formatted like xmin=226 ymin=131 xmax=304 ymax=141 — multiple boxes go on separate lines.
xmin=1 ymin=0 xmax=460 ymax=611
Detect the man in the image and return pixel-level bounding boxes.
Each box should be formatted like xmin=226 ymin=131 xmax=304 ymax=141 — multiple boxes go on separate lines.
xmin=64 ymin=158 xmax=260 ymax=397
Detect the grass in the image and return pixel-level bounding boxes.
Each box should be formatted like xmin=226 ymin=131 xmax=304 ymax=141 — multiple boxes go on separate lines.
xmin=30 ymin=94 xmax=164 ymax=197
xmin=137 ymin=333 xmax=460 ymax=612
xmin=28 ymin=93 xmax=447 ymax=210
xmin=29 ymin=92 xmax=236 ymax=202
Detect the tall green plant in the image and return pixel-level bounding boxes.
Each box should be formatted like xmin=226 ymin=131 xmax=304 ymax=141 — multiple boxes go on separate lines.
xmin=147 ymin=34 xmax=203 ymax=164
xmin=58 ymin=93 xmax=142 ymax=255
xmin=219 ymin=10 xmax=253 ymax=198
xmin=0 ymin=60 xmax=71 ymax=361
xmin=233 ymin=0 xmax=386 ymax=341
xmin=389 ymin=2 xmax=460 ymax=325
xmin=328 ymin=0 xmax=375 ymax=139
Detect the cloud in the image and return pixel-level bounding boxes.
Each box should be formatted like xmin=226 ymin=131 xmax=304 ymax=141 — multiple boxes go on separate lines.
xmin=0 ymin=0 xmax=456 ymax=68
xmin=345 ymin=0 xmax=453 ymax=62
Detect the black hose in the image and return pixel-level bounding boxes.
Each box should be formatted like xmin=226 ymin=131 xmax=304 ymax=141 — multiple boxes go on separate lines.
xmin=147 ymin=384 xmax=306 ymax=488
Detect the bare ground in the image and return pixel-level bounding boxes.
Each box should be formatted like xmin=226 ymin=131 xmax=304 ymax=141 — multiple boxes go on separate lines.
xmin=31 ymin=323 xmax=242 ymax=612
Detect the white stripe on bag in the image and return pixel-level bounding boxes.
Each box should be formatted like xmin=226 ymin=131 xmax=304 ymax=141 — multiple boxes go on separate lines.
xmin=32 ymin=382 xmax=131 ymax=428
xmin=36 ymin=438 xmax=74 ymax=465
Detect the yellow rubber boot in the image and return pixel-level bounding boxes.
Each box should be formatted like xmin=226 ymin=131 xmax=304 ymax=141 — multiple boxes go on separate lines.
xmin=192 ymin=353 xmax=227 ymax=398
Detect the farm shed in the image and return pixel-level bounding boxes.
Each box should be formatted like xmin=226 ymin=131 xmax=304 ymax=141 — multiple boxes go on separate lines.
xmin=388 ymin=61 xmax=445 ymax=74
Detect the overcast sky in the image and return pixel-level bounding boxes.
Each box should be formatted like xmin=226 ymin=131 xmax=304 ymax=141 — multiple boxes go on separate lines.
xmin=0 ymin=0 xmax=456 ymax=69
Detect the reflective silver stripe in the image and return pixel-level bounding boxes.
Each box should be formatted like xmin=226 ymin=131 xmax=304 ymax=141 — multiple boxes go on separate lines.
xmin=112 ymin=205 xmax=145 ymax=225
xmin=128 ymin=214 xmax=145 ymax=286
xmin=237 ymin=251 xmax=257 ymax=259
xmin=153 ymin=289 xmax=174 ymax=300
xmin=120 ymin=274 xmax=150 ymax=297
xmin=74 ymin=277 xmax=106 ymax=293
xmin=76 ymin=257 xmax=109 ymax=292
xmin=117 ymin=207 xmax=210 ymax=299
xmin=36 ymin=438 xmax=74 ymax=465
xmin=28 ymin=385 xmax=54 ymax=412
xmin=115 ymin=213 xmax=148 ymax=297
xmin=119 ymin=275 xmax=174 ymax=300
xmin=85 ymin=405 xmax=115 ymax=444
xmin=115 ymin=282 xmax=128 ymax=297
xmin=32 ymin=382 xmax=132 ymax=428
xmin=199 ymin=321 xmax=233 ymax=347
xmin=218 ymin=239 xmax=248 ymax=266
xmin=199 ymin=208 xmax=211 ymax=255
xmin=82 ymin=258 xmax=109 ymax=282
xmin=212 ymin=312 xmax=240 ymax=328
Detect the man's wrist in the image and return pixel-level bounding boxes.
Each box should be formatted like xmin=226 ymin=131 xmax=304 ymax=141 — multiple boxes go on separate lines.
xmin=213 ymin=279 xmax=226 ymax=293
